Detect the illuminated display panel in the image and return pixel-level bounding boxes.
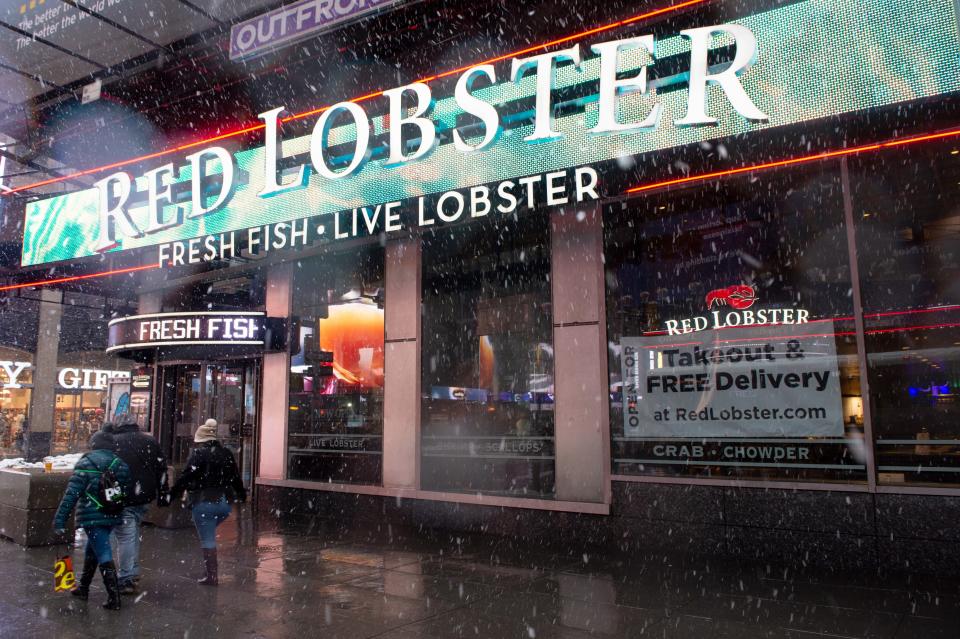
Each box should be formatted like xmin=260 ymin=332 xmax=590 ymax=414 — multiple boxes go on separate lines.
xmin=107 ymin=311 xmax=268 ymax=353
xmin=287 ymin=249 xmax=385 ymax=485
xmin=20 ymin=0 xmax=960 ymax=267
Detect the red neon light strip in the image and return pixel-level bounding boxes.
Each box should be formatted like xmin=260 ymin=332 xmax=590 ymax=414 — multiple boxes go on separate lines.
xmin=865 ymin=304 xmax=960 ymax=319
xmin=642 ymin=315 xmax=853 ymax=336
xmin=641 ymin=321 xmax=960 ymax=349
xmin=643 ymin=331 xmax=857 ymax=348
xmin=626 ymin=129 xmax=960 ymax=194
xmin=0 ymin=264 xmax=158 ymax=292
xmin=866 ymin=321 xmax=960 ymax=336
xmin=4 ymin=0 xmax=713 ymax=196
xmin=642 ymin=306 xmax=960 ymax=337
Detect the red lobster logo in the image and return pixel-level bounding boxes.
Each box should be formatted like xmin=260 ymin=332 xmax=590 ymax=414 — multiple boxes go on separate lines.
xmin=705 ymin=285 xmax=757 ymax=310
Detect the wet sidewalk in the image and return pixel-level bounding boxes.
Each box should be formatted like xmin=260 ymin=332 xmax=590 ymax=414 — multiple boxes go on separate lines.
xmin=1 ymin=510 xmax=958 ymax=639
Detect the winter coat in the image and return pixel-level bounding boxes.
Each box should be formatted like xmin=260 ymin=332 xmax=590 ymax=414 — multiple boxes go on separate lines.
xmin=112 ymin=419 xmax=169 ymax=506
xmin=54 ymin=449 xmax=132 ymax=530
xmin=171 ymin=441 xmax=246 ymax=507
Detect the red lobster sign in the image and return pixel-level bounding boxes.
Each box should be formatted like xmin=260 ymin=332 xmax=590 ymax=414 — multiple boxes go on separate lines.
xmin=705 ymin=285 xmax=757 ymax=310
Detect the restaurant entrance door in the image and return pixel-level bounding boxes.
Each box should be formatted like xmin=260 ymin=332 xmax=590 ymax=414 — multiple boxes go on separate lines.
xmin=157 ymin=360 xmax=259 ymax=491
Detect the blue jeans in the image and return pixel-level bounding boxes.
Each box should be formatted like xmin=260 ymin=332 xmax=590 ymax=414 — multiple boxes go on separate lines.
xmin=113 ymin=504 xmax=149 ymax=584
xmin=83 ymin=525 xmax=114 ymax=565
xmin=192 ymin=498 xmax=231 ymax=549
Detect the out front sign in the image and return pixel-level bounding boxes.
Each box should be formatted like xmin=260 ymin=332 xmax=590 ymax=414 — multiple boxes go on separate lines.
xmin=621 ymin=322 xmax=843 ymax=438
xmin=107 ymin=312 xmax=268 ymax=353
xmin=229 ymin=0 xmax=404 ymax=60
xmin=20 ymin=0 xmax=960 ymax=267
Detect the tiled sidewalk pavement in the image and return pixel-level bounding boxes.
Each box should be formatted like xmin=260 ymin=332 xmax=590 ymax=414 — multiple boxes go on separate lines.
xmin=0 ymin=510 xmax=958 ymax=639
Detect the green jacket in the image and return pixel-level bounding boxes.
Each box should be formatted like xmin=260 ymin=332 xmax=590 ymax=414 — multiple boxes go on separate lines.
xmin=54 ymin=449 xmax=131 ymax=529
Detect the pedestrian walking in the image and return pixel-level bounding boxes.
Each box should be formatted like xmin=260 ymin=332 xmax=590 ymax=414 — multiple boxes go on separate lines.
xmin=0 ymin=411 xmax=9 ymax=448
xmin=109 ymin=414 xmax=169 ymax=595
xmin=170 ymin=419 xmax=246 ymax=586
xmin=52 ymin=431 xmax=131 ymax=610
xmin=14 ymin=416 xmax=27 ymax=454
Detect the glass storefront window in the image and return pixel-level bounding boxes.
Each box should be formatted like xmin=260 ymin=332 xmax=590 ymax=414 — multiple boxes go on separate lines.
xmin=606 ymin=165 xmax=866 ymax=483
xmin=172 ymin=365 xmax=203 ymax=463
xmin=52 ymin=391 xmax=101 ymax=455
xmin=57 ymin=290 xmax=138 ymax=455
xmin=0 ymin=346 xmax=33 ymax=458
xmin=50 ymin=357 xmax=135 ymax=455
xmin=287 ymin=248 xmax=384 ymax=484
xmin=0 ymin=295 xmax=39 ymax=458
xmin=1 ymin=291 xmax=135 ymax=459
xmin=852 ymin=142 xmax=960 ymax=486
xmin=420 ymin=214 xmax=556 ymax=498
xmin=161 ymin=273 xmax=266 ymax=311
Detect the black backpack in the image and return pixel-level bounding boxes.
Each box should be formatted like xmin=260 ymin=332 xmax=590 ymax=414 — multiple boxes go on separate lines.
xmin=87 ymin=456 xmax=127 ymax=515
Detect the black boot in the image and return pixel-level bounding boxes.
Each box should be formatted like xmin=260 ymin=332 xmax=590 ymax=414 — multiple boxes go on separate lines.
xmin=198 ymin=548 xmax=218 ymax=586
xmin=99 ymin=562 xmax=121 ymax=610
xmin=71 ymin=560 xmax=98 ymax=600
xmin=72 ymin=546 xmax=99 ymax=600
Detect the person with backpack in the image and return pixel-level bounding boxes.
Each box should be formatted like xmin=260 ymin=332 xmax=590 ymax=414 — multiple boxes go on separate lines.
xmin=109 ymin=414 xmax=169 ymax=595
xmin=170 ymin=419 xmax=246 ymax=586
xmin=53 ymin=430 xmax=131 ymax=610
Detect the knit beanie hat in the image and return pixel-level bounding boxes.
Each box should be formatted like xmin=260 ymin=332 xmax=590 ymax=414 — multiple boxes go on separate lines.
xmin=89 ymin=431 xmax=116 ymax=451
xmin=194 ymin=419 xmax=218 ymax=443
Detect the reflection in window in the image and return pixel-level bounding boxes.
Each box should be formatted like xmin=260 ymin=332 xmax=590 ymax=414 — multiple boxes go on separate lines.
xmin=53 ymin=351 xmax=130 ymax=455
xmin=172 ymin=365 xmax=202 ymax=464
xmin=420 ymin=214 xmax=555 ymax=498
xmin=161 ymin=273 xmax=265 ymax=312
xmin=0 ymin=296 xmax=37 ymax=458
xmin=52 ymin=291 xmax=137 ymax=456
xmin=0 ymin=344 xmax=33 ymax=457
xmin=852 ymin=143 xmax=960 ymax=486
xmin=606 ymin=166 xmax=866 ymax=482
xmin=287 ymin=248 xmax=384 ymax=484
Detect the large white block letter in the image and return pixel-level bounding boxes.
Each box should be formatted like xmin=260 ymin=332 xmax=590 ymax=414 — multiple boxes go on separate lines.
xmin=93 ymin=172 xmax=140 ymax=252
xmin=453 ymin=65 xmax=500 ymax=152
xmin=310 ymin=102 xmax=371 ymax=179
xmin=186 ymin=146 xmax=235 ymax=219
xmin=258 ymin=106 xmax=308 ymax=197
xmin=511 ymin=45 xmax=582 ymax=142
xmin=676 ymin=24 xmax=769 ymax=126
xmin=384 ymin=82 xmax=437 ymax=164
xmin=590 ymin=36 xmax=662 ymax=134
xmin=143 ymin=164 xmax=183 ymax=234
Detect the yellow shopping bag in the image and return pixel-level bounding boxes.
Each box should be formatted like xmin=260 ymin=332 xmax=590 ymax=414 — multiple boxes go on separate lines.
xmin=54 ymin=554 xmax=76 ymax=592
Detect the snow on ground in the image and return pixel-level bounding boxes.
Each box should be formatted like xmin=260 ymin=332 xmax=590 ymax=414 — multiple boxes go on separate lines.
xmin=0 ymin=453 xmax=83 ymax=471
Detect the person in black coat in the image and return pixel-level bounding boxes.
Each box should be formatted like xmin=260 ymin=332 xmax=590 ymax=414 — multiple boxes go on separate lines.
xmin=107 ymin=414 xmax=169 ymax=595
xmin=170 ymin=419 xmax=246 ymax=586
